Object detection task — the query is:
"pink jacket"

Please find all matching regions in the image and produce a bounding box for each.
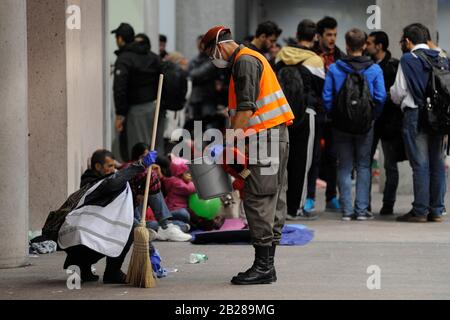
[163,157,196,211]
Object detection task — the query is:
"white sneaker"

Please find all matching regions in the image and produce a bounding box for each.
[156,224,192,242]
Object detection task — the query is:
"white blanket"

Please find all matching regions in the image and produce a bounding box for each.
[58,181,134,258]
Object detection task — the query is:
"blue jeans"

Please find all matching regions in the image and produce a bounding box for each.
[134,192,190,231]
[402,108,446,216]
[335,127,374,216]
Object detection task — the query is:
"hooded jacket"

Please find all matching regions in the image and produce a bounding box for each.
[162,158,196,211]
[80,169,103,188]
[113,41,162,116]
[275,45,326,117]
[323,55,387,119]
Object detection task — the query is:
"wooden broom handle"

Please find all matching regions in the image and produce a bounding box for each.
[140,74,164,226]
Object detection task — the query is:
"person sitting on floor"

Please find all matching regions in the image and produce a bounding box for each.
[127,143,192,241]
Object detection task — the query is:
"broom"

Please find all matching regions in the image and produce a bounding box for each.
[126,74,164,288]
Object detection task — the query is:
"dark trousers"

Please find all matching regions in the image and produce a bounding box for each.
[307,119,338,202]
[64,231,134,275]
[369,128,403,208]
[287,111,315,215]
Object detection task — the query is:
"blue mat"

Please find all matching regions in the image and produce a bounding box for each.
[191,224,314,246]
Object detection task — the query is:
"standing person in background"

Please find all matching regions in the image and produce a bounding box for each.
[366,31,404,216]
[391,24,449,223]
[112,27,164,160]
[313,16,345,72]
[275,19,325,221]
[269,43,282,66]
[248,21,283,65]
[188,35,219,125]
[323,28,386,221]
[306,16,344,214]
[160,34,169,60]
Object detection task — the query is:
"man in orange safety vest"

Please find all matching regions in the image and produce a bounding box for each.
[201,26,294,285]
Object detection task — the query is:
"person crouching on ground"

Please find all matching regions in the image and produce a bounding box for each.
[56,149,157,284]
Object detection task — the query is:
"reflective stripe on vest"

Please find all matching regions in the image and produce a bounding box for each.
[248,104,292,127]
[229,90,287,117]
[228,47,295,135]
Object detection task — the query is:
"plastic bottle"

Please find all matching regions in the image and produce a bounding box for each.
[189,253,208,264]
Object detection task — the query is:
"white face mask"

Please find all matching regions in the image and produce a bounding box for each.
[211,39,234,69]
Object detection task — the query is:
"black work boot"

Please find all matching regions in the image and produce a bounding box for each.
[237,244,277,282]
[231,246,273,285]
[269,244,277,282]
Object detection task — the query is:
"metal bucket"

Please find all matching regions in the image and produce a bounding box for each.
[189,157,232,200]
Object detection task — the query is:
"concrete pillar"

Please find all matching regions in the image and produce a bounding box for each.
[0,0,29,268]
[176,0,235,60]
[377,0,438,59]
[27,0,69,232]
[27,0,105,230]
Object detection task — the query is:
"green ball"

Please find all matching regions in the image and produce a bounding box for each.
[189,194,222,220]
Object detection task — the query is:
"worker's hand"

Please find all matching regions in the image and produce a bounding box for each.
[142,151,158,167]
[115,116,125,132]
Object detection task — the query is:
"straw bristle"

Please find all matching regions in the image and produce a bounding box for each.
[126,226,156,288]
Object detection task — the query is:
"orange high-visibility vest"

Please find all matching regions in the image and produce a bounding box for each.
[228,47,295,136]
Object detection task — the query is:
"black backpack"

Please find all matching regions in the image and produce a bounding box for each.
[415,51,450,136]
[333,66,374,134]
[160,61,188,111]
[277,66,305,126]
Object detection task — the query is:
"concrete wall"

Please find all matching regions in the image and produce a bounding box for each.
[259,0,373,49]
[27,0,105,230]
[377,0,438,59]
[160,0,176,52]
[176,0,235,60]
[437,0,450,51]
[0,0,29,268]
[66,0,105,193]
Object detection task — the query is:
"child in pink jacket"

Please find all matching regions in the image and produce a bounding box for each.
[161,156,196,222]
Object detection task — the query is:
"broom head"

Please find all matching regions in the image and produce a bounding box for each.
[126,225,156,288]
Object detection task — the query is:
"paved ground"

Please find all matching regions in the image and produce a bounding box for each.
[1,190,450,300]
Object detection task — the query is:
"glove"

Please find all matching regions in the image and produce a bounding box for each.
[142,151,158,167]
[209,144,226,161]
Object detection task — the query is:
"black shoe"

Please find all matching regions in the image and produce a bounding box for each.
[380,205,394,216]
[397,211,427,223]
[103,270,127,284]
[80,265,99,283]
[231,246,274,285]
[428,214,444,223]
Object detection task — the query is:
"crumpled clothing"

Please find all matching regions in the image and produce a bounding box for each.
[30,241,58,254]
[280,225,315,246]
[150,249,168,278]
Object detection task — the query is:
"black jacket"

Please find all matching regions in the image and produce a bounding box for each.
[43,162,146,242]
[374,51,402,140]
[113,42,161,116]
[80,169,103,188]
[188,53,218,105]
